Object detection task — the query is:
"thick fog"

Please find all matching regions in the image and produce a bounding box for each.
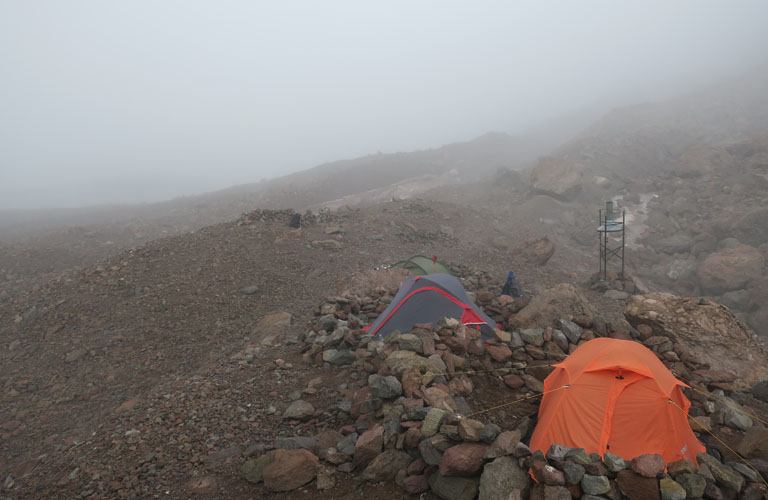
[2,1,768,209]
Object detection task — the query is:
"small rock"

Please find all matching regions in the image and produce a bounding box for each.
[282,400,315,420]
[241,452,274,483]
[428,473,479,500]
[658,477,686,500]
[368,374,402,399]
[421,408,449,437]
[478,456,530,499]
[361,449,412,481]
[262,449,318,492]
[630,453,665,478]
[439,443,488,477]
[581,474,610,495]
[458,418,485,442]
[353,426,384,469]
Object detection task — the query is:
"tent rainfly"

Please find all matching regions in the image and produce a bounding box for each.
[367,273,497,340]
[530,338,705,463]
[391,255,451,276]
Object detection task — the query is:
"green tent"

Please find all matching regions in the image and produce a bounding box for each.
[392,255,451,276]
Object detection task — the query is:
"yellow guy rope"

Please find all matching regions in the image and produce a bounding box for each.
[461,385,568,419]
[668,399,768,489]
[673,372,768,427]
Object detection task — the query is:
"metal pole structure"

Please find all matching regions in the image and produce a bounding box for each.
[597,202,626,282]
[621,209,625,282]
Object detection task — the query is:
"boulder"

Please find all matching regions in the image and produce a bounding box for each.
[650,234,694,255]
[630,453,665,478]
[422,387,457,412]
[697,244,764,294]
[675,472,706,498]
[485,430,522,459]
[457,418,485,442]
[531,461,565,485]
[697,453,744,492]
[429,473,479,500]
[241,452,274,483]
[368,374,402,399]
[732,207,768,247]
[503,374,525,390]
[487,345,512,362]
[353,426,383,469]
[517,284,596,328]
[478,456,531,500]
[512,237,556,266]
[439,443,488,477]
[616,470,660,500]
[385,350,427,376]
[658,478,686,500]
[421,408,449,437]
[262,449,318,492]
[562,462,585,486]
[403,474,430,494]
[530,157,583,200]
[625,293,768,387]
[360,450,412,482]
[580,474,610,495]
[419,434,453,465]
[737,426,768,460]
[398,334,423,353]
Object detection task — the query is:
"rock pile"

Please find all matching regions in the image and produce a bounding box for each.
[240,282,768,498]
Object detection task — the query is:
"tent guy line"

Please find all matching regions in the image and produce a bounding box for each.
[670,399,768,488]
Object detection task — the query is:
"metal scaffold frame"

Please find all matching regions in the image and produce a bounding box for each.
[597,201,625,281]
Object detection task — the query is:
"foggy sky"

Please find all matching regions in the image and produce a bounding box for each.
[2,1,768,209]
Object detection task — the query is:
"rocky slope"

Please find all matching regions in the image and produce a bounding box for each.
[1,201,768,499]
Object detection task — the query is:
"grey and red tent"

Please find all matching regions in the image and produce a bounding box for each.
[368,273,497,340]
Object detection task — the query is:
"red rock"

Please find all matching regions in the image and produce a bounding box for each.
[353,426,383,469]
[407,458,426,475]
[438,443,488,477]
[616,470,660,500]
[487,345,512,362]
[566,484,581,498]
[583,461,608,476]
[448,376,473,396]
[503,373,525,389]
[422,337,436,355]
[468,340,486,355]
[350,387,372,419]
[404,427,421,448]
[630,453,665,478]
[531,460,565,485]
[422,387,456,411]
[263,449,318,492]
[457,418,485,442]
[403,474,429,494]
[401,369,422,399]
[402,397,424,410]
[400,421,421,429]
[443,337,469,354]
[542,327,553,342]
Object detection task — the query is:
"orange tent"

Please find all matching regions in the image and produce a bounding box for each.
[529,338,705,463]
